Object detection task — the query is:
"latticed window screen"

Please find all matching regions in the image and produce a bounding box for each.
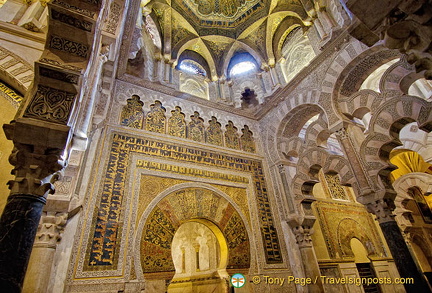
[324,173,349,201]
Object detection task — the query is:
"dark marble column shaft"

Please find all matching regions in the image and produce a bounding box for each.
[380,220,431,292]
[0,194,45,293]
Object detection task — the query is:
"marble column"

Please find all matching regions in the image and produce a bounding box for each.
[362,197,431,292]
[335,127,373,195]
[292,225,324,293]
[0,139,64,292]
[335,125,431,291]
[278,165,295,214]
[288,197,324,293]
[0,194,46,293]
[22,212,67,293]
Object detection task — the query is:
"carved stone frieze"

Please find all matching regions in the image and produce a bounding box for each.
[39,67,79,84]
[51,9,93,32]
[79,0,100,6]
[39,58,83,72]
[51,0,96,18]
[347,0,432,79]
[23,85,76,124]
[105,2,121,35]
[49,35,89,58]
[340,50,400,97]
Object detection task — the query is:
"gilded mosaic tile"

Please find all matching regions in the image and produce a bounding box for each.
[0,82,23,107]
[313,201,386,259]
[140,187,251,273]
[85,132,282,271]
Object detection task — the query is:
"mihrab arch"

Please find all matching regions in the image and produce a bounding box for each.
[135,184,251,281]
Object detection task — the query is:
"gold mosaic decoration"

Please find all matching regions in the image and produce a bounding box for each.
[136,160,249,184]
[224,121,240,150]
[120,95,144,128]
[240,125,256,152]
[168,106,186,138]
[188,111,205,142]
[323,173,349,201]
[140,187,250,273]
[313,201,386,259]
[207,116,223,146]
[119,99,256,153]
[85,132,282,271]
[170,0,268,37]
[145,100,166,133]
[136,173,250,226]
[0,81,23,108]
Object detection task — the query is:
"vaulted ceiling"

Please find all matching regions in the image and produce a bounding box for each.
[141,0,311,79]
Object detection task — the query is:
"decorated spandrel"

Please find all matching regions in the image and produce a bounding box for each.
[168,106,186,138]
[188,111,205,142]
[240,125,255,153]
[120,95,144,128]
[206,116,223,146]
[224,121,240,150]
[145,100,166,133]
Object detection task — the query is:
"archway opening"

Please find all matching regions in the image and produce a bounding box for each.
[168,219,229,293]
[350,238,370,264]
[350,238,381,293]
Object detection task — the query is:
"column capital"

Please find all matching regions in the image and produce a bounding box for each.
[6,145,64,198]
[334,127,349,139]
[292,225,314,248]
[34,211,68,248]
[3,119,68,198]
[277,164,286,173]
[364,198,396,224]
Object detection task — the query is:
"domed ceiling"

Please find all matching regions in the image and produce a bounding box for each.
[172,0,269,35]
[142,0,310,78]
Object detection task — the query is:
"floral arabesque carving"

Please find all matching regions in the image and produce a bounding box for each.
[24,86,76,124]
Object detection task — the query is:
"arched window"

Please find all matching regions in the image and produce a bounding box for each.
[178,59,207,77]
[228,52,258,78]
[230,61,256,76]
